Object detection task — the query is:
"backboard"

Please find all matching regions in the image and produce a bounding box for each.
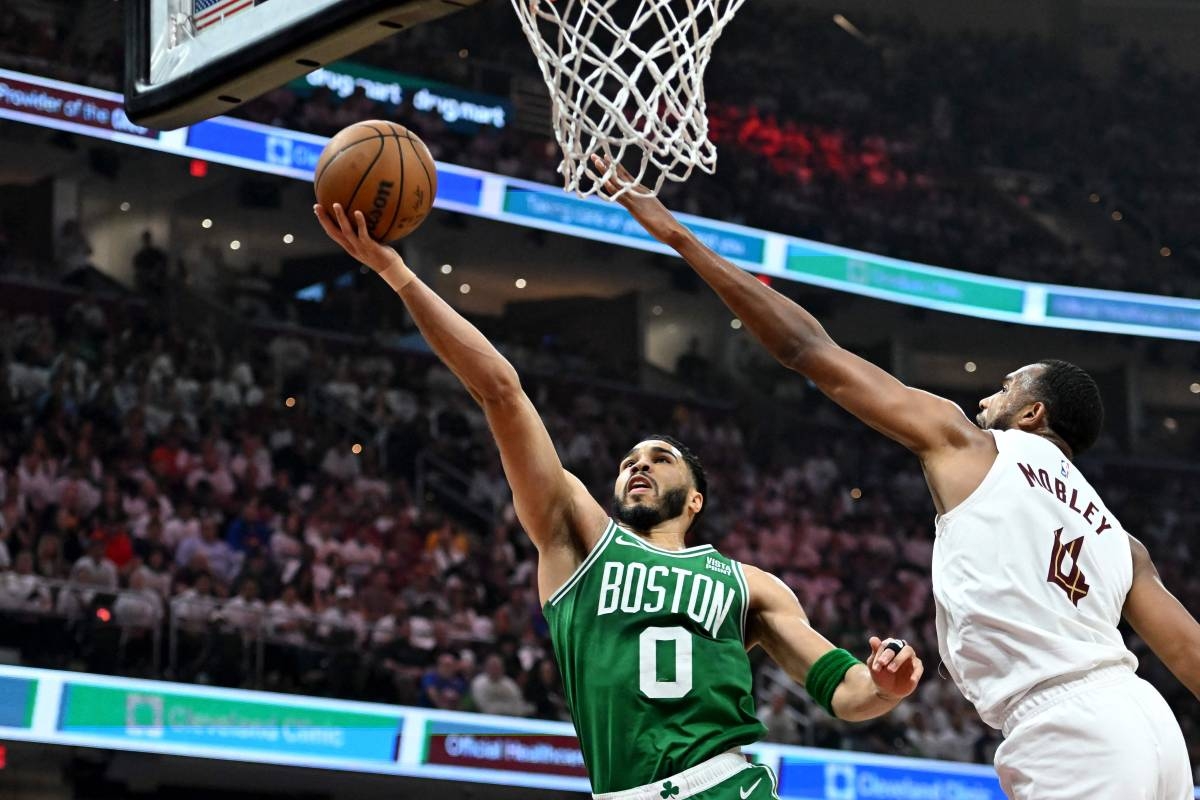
[124,0,483,130]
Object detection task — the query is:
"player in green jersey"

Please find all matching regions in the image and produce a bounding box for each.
[315,202,924,800]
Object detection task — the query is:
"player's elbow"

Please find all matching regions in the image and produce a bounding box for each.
[660,222,692,249]
[781,336,837,376]
[475,364,523,405]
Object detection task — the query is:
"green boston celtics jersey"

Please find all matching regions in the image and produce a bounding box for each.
[543,520,765,794]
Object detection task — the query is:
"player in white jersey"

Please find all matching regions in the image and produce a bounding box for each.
[600,158,1200,800]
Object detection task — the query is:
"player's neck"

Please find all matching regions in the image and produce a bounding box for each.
[1029,428,1074,460]
[627,523,691,551]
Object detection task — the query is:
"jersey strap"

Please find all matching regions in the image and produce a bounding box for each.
[731,561,750,644]
[546,519,617,607]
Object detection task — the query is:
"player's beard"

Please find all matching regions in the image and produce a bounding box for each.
[611,486,689,532]
[978,406,1017,431]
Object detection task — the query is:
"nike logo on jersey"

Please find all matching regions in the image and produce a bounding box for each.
[740,777,762,799]
[1017,462,1113,535]
[614,536,646,548]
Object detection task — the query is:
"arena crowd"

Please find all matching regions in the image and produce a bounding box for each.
[0,277,1194,776]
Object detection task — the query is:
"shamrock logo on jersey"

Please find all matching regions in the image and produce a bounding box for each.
[660,780,681,798]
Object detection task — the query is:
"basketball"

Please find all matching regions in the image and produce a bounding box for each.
[313,120,437,242]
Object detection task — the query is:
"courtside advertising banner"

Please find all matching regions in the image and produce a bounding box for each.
[0,674,38,730]
[0,666,1196,797]
[421,718,587,777]
[776,752,1006,800]
[57,679,403,764]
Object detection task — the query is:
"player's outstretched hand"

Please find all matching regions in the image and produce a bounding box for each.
[590,154,684,244]
[865,635,923,699]
[313,203,403,275]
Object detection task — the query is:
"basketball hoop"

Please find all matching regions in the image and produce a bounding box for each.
[511,0,747,199]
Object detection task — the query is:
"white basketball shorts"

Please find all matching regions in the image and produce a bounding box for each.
[995,665,1191,800]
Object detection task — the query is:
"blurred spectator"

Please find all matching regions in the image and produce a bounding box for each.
[524,658,570,722]
[318,584,366,648]
[56,220,94,282]
[132,231,168,296]
[758,690,802,745]
[470,653,531,717]
[226,497,272,554]
[176,516,240,586]
[0,551,50,611]
[71,531,118,590]
[420,652,467,709]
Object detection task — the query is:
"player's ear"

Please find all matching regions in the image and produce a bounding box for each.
[1019,401,1047,431]
[688,489,704,516]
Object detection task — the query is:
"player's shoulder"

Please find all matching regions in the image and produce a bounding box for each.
[1126,533,1152,572]
[738,563,805,614]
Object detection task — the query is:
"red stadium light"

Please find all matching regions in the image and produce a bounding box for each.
[189,159,209,178]
[0,743,7,769]
[755,274,772,287]
[95,607,112,623]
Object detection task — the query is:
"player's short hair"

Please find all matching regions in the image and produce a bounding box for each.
[1033,359,1104,456]
[642,434,707,517]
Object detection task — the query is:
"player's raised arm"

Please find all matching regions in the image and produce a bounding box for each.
[742,566,922,722]
[1123,535,1200,700]
[595,157,983,459]
[314,204,608,560]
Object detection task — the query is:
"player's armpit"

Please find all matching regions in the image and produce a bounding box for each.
[1123,534,1200,701]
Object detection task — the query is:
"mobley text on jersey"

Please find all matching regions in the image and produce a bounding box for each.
[1017,462,1113,535]
[596,561,736,638]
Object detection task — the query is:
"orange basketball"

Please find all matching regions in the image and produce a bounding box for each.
[313,120,437,242]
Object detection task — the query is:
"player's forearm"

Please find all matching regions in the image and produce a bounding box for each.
[669,228,836,371]
[830,664,903,722]
[379,254,521,403]
[1167,660,1200,701]
[1151,638,1200,701]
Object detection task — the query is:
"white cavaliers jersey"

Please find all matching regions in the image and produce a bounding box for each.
[933,428,1137,729]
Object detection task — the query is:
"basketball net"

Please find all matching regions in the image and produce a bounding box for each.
[511,0,747,199]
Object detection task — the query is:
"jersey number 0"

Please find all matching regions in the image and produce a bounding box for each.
[639,626,693,698]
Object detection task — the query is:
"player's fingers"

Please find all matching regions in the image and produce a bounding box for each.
[875,641,896,670]
[867,636,882,669]
[313,204,334,232]
[887,646,916,673]
[314,205,349,245]
[331,204,357,243]
[353,210,373,244]
[590,154,618,197]
[612,159,636,183]
[909,658,924,685]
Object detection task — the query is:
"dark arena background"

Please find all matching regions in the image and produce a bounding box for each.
[0,0,1197,797]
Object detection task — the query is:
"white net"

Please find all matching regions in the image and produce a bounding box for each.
[511,0,747,199]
